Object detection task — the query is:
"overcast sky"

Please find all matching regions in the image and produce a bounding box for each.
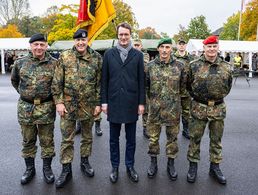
[28,0,245,35]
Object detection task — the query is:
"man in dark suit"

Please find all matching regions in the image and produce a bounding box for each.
[101,22,145,183]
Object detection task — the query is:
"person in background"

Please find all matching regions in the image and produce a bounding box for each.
[133,39,150,139]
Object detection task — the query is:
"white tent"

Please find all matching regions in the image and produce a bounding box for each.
[0,38,30,74]
[187,39,258,73]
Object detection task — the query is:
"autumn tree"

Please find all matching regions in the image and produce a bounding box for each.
[173,25,189,42]
[47,4,78,44]
[220,13,240,40]
[241,0,258,41]
[0,24,24,37]
[187,15,211,39]
[0,0,29,25]
[138,27,160,39]
[97,0,138,40]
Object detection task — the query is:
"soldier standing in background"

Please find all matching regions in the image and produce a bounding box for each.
[186,35,233,184]
[11,33,57,185]
[52,29,102,188]
[146,38,187,180]
[133,39,150,138]
[174,38,193,139]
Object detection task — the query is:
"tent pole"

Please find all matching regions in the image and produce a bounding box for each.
[1,49,5,74]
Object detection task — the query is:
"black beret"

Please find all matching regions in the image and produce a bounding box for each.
[29,33,47,43]
[73,29,88,39]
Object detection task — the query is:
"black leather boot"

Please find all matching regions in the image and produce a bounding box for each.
[167,158,177,181]
[43,157,55,184]
[55,163,72,188]
[209,162,227,184]
[127,167,139,182]
[147,156,158,178]
[95,121,103,136]
[110,167,119,183]
[182,118,190,139]
[21,157,36,185]
[187,161,197,183]
[81,157,94,177]
[75,120,81,135]
[143,127,150,139]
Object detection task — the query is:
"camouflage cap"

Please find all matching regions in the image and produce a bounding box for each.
[177,38,186,44]
[157,38,172,48]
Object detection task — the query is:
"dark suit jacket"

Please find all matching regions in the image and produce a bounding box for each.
[101,46,145,123]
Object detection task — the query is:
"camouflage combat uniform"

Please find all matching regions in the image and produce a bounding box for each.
[11,52,57,159]
[187,55,233,163]
[142,51,150,128]
[51,46,102,164]
[146,55,187,158]
[174,51,194,133]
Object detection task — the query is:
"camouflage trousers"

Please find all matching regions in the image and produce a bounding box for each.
[20,123,55,159]
[187,116,224,163]
[60,118,94,164]
[142,102,149,127]
[94,113,102,122]
[181,96,190,129]
[147,123,180,158]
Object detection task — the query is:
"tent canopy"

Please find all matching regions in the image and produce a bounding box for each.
[0,38,30,50]
[187,39,258,53]
[50,39,173,51]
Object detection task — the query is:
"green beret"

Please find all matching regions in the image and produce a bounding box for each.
[157,38,172,48]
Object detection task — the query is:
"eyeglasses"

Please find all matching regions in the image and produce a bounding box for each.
[134,44,141,47]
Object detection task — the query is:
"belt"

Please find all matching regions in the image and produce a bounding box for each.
[20,96,53,105]
[193,97,223,106]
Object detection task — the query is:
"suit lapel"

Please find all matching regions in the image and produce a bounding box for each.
[122,49,136,67]
[112,48,123,65]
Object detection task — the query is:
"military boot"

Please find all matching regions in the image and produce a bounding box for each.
[147,156,158,178]
[167,158,178,181]
[187,161,197,183]
[182,118,190,139]
[43,157,55,184]
[21,157,36,185]
[143,127,150,139]
[55,163,72,188]
[209,162,227,184]
[81,157,94,177]
[75,120,81,135]
[95,121,103,136]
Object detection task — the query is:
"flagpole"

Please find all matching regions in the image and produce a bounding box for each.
[237,0,244,40]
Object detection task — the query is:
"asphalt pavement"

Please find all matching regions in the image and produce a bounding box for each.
[0,74,258,195]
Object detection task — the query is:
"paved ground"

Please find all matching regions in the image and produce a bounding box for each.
[0,74,258,195]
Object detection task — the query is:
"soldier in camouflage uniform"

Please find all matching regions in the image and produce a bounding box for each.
[146,38,187,180]
[133,39,150,138]
[186,35,233,185]
[52,29,102,188]
[174,38,194,139]
[11,33,57,185]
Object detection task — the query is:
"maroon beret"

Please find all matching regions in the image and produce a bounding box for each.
[203,35,219,45]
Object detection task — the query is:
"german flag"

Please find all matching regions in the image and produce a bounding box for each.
[76,0,116,45]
